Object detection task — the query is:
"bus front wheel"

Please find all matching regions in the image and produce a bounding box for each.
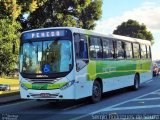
[91,80,102,103]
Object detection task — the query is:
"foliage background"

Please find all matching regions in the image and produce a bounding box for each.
[0,1,154,76]
[113,19,154,43]
[0,0,102,76]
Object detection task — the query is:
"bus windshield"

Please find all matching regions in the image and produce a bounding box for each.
[19,39,72,74]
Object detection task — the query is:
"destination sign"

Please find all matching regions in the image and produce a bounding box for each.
[22,29,67,40]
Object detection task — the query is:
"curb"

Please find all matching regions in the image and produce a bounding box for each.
[0,91,22,105]
[0,91,20,98]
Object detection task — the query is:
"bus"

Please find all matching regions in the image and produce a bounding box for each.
[19,27,152,103]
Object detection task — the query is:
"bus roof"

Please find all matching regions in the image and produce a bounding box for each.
[22,27,151,45]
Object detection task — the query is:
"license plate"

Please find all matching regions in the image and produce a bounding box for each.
[40,93,51,97]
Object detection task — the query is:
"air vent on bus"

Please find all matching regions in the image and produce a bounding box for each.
[26,78,61,84]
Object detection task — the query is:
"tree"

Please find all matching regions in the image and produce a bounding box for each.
[0,0,22,76]
[0,0,21,20]
[0,0,47,19]
[24,0,102,30]
[0,0,46,76]
[0,19,21,76]
[0,0,40,76]
[113,19,154,42]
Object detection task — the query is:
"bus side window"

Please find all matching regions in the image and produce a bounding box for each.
[133,43,140,59]
[74,33,88,71]
[116,40,125,59]
[74,34,88,59]
[102,38,114,59]
[140,44,147,59]
[125,42,133,59]
[149,46,152,59]
[89,37,102,59]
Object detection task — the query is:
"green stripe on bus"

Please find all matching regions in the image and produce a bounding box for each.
[87,59,151,80]
[88,61,97,80]
[22,82,67,90]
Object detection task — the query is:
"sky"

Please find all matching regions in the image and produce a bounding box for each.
[95,0,160,60]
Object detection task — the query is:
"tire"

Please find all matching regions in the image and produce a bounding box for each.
[133,74,140,90]
[153,71,156,77]
[91,80,102,103]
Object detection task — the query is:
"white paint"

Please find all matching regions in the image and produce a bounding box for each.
[145,80,153,83]
[75,66,93,99]
[70,88,160,120]
[103,74,134,92]
[131,97,160,101]
[95,105,160,112]
[140,72,152,84]
[150,92,160,95]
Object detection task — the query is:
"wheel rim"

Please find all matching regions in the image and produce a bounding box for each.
[93,83,101,99]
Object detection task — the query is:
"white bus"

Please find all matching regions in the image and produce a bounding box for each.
[19,27,152,103]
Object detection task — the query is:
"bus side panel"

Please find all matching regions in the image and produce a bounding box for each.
[95,59,136,92]
[95,60,136,79]
[75,66,93,99]
[88,59,152,93]
[137,59,152,83]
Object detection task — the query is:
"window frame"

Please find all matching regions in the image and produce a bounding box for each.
[124,42,133,59]
[102,38,114,60]
[89,36,103,60]
[114,39,125,60]
[146,45,152,59]
[140,44,147,59]
[74,33,89,72]
[133,43,141,59]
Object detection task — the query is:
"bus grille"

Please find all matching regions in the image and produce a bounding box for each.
[26,78,61,84]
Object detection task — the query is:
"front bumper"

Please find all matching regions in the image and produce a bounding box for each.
[20,84,75,100]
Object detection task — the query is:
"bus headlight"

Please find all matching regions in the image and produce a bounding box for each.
[20,82,28,90]
[60,80,75,90]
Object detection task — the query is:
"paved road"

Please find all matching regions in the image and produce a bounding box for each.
[0,76,160,120]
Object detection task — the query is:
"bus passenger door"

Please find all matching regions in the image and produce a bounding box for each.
[74,33,91,99]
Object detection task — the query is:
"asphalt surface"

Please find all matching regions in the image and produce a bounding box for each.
[0,76,160,120]
[0,92,21,104]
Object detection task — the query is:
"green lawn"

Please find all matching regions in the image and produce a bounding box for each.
[0,78,19,85]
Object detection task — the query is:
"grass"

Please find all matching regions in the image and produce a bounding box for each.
[0,78,19,85]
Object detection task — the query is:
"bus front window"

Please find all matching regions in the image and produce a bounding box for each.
[20,39,72,74]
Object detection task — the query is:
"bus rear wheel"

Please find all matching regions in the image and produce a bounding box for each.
[133,74,140,90]
[91,80,102,103]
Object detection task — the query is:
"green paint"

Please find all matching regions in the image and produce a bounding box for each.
[23,82,32,89]
[22,82,67,90]
[88,60,97,80]
[87,59,151,80]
